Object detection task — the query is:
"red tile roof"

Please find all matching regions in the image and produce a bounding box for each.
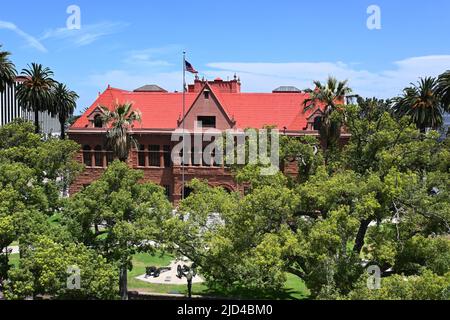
[71,84,319,131]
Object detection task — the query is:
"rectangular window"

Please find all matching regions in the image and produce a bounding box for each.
[83,146,92,167]
[138,145,146,167]
[106,150,114,166]
[197,116,216,128]
[163,145,171,168]
[83,152,92,167]
[149,145,160,167]
[94,149,103,167]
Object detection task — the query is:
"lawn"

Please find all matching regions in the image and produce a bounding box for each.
[8,253,20,268]
[7,250,310,300]
[128,252,310,300]
[127,251,207,296]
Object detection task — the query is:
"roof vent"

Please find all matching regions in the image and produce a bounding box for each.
[272,86,301,93]
[134,84,168,93]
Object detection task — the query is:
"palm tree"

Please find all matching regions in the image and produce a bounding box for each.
[100,102,142,162]
[0,44,16,92]
[303,76,352,151]
[49,83,79,139]
[16,63,55,134]
[437,70,450,110]
[393,77,444,132]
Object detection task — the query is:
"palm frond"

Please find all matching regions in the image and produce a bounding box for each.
[100,102,142,161]
[0,45,17,92]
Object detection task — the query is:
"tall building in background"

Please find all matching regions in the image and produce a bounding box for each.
[0,77,60,135]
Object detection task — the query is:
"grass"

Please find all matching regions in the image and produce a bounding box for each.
[6,249,310,300]
[127,251,207,295]
[128,252,310,300]
[8,253,20,268]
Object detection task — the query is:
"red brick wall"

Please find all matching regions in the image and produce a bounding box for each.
[68,132,242,204]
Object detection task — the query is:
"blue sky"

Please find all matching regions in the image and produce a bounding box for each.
[1,0,450,113]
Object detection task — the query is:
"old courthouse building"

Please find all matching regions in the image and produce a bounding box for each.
[68,76,345,203]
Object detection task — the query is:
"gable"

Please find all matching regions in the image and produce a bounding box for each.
[179,84,235,131]
[87,106,105,120]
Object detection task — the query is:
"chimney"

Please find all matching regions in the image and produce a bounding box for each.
[188,76,241,93]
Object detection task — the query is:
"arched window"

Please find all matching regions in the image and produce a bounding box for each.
[93,115,103,128]
[94,145,103,167]
[221,186,233,194]
[83,145,92,167]
[313,116,322,131]
[183,187,194,199]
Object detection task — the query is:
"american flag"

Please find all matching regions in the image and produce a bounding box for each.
[185,60,198,74]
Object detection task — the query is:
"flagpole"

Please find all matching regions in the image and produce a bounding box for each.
[182,51,186,200]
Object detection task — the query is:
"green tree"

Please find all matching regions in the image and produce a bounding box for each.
[16,63,56,134]
[166,178,299,293]
[290,104,450,298]
[0,119,82,202]
[345,269,450,300]
[393,77,445,132]
[0,44,16,92]
[279,135,323,184]
[0,120,82,285]
[167,112,449,299]
[5,235,118,300]
[63,161,172,300]
[303,77,352,155]
[356,97,393,120]
[100,102,142,161]
[49,83,79,140]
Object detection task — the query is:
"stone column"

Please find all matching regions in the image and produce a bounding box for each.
[144,146,149,167]
[160,146,164,168]
[103,151,107,168]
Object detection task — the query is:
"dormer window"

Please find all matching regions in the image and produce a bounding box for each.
[313,116,322,131]
[87,107,105,128]
[94,115,103,128]
[306,109,324,131]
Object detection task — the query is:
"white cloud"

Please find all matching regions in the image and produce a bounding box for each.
[41,22,128,47]
[206,55,450,98]
[123,45,182,67]
[0,20,47,52]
